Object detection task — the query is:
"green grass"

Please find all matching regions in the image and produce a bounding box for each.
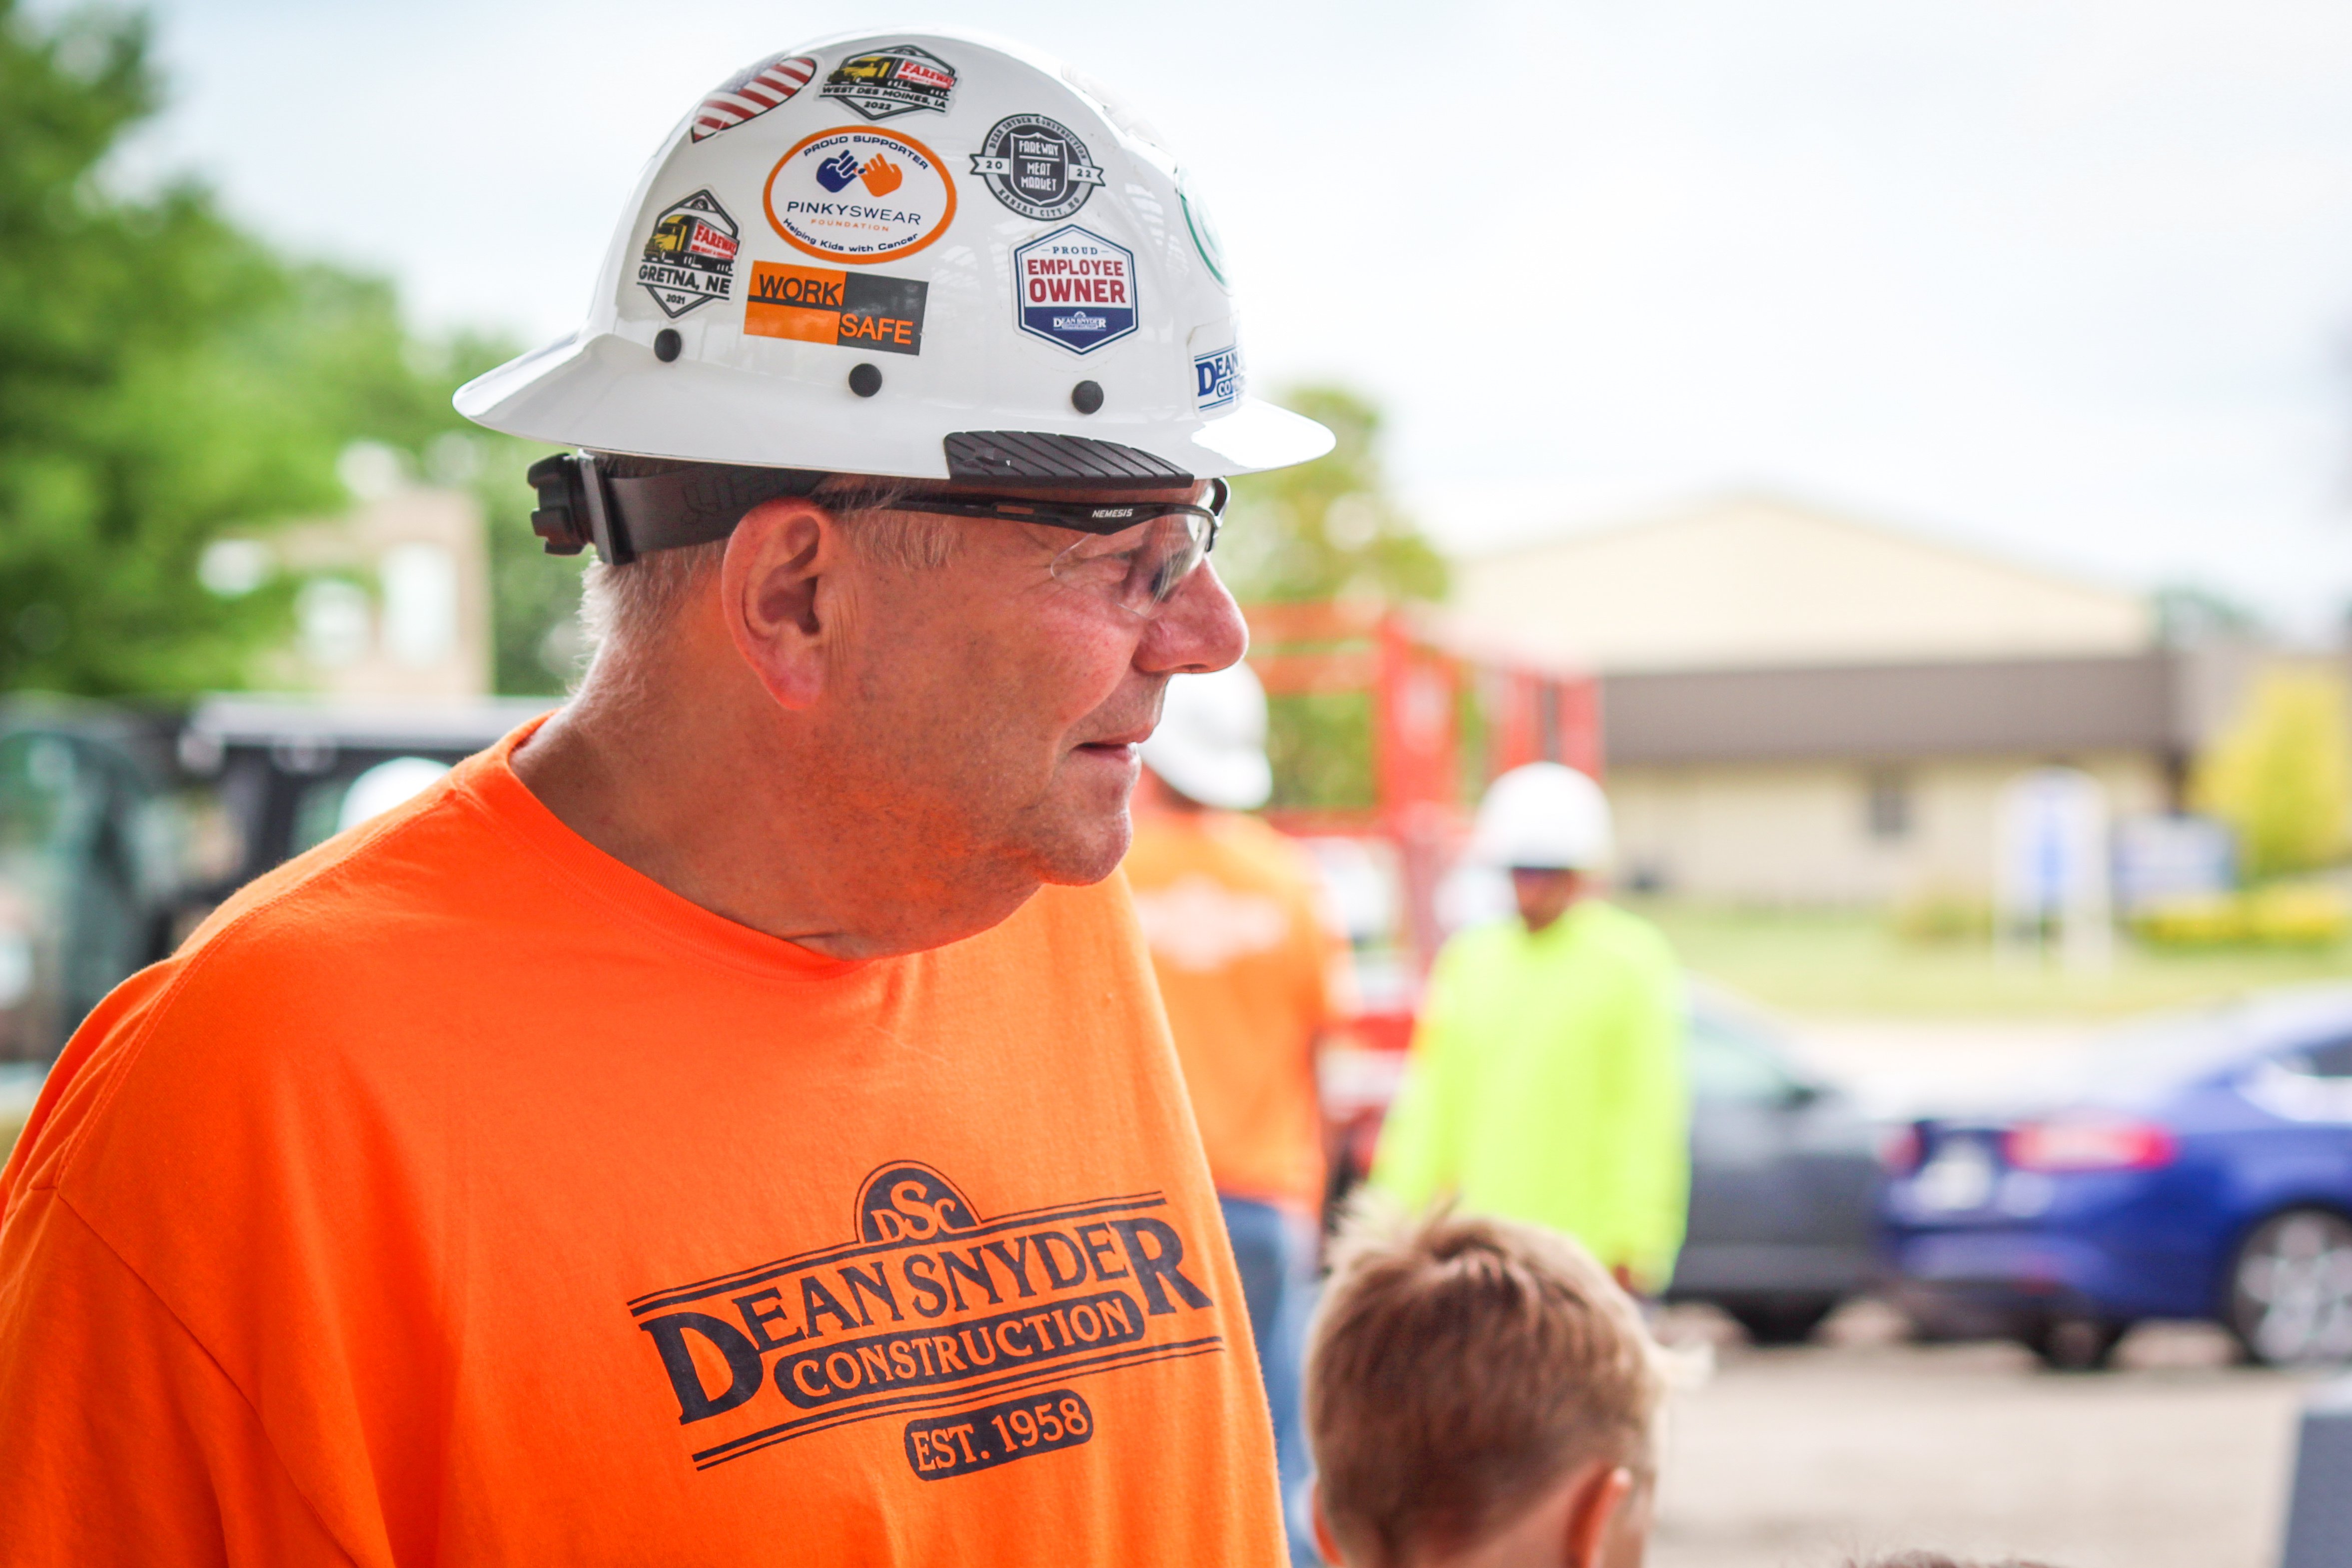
[1628,899,2352,1019]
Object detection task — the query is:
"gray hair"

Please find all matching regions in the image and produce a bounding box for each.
[575,464,961,668]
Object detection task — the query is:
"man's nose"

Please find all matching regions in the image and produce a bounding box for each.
[1135,560,1247,676]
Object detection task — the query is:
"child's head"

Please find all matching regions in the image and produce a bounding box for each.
[1304,1203,1667,1568]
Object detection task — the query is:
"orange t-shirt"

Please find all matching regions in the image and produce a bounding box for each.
[0,726,1281,1567]
[1122,812,1345,1214]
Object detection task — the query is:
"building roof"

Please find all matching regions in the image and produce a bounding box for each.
[1448,494,2153,673]
[1603,653,2181,766]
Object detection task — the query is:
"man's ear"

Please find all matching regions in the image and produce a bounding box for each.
[720,496,849,710]
[1561,1465,1633,1568]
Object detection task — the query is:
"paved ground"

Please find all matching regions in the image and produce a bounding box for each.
[1648,1310,2314,1568]
[1655,1018,2313,1568]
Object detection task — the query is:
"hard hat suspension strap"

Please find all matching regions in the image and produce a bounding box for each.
[526,453,825,566]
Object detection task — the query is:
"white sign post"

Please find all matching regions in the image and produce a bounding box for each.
[1994,767,2113,973]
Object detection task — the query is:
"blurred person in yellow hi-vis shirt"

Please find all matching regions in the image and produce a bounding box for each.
[1126,664,1351,1566]
[1372,763,1689,1297]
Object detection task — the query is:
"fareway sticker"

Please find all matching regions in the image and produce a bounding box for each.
[1012,225,1137,355]
[765,126,956,264]
[636,190,740,319]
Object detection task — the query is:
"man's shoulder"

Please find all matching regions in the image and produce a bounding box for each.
[187,771,525,968]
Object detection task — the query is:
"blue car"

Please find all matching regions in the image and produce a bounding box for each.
[1883,986,2352,1370]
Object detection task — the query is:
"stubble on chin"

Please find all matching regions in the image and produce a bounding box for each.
[1011,769,1137,888]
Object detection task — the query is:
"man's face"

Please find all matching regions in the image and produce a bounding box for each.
[1511,867,1584,933]
[817,484,1246,894]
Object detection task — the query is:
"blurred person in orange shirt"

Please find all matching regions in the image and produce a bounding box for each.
[1126,664,1352,1565]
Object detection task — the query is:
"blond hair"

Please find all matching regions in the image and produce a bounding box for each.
[1305,1201,1667,1568]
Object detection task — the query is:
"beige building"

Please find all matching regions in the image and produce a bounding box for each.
[1444,495,2230,906]
[1450,493,2152,673]
[253,486,493,700]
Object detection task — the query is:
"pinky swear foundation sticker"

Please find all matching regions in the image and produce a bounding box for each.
[765,127,956,264]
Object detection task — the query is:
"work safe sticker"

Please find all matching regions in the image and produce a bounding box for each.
[1012,225,1137,354]
[637,189,740,318]
[626,1161,1223,1473]
[745,261,928,354]
[765,127,957,263]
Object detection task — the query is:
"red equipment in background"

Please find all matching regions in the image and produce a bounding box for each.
[1245,600,1601,988]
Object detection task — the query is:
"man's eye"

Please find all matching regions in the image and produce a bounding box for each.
[1064,547,1139,579]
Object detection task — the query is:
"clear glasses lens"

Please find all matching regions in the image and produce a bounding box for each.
[1048,513,1212,616]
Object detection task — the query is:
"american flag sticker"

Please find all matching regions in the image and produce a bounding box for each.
[691,53,817,143]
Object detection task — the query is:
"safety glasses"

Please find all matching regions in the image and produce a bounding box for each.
[895,478,1228,618]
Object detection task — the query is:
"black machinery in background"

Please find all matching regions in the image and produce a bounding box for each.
[0,695,553,1065]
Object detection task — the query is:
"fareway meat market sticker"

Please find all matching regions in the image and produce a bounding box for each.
[765,127,956,264]
[820,45,958,122]
[636,189,740,318]
[1012,225,1137,355]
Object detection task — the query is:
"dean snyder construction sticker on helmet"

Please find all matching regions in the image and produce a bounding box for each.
[627,1162,1224,1475]
[765,127,956,264]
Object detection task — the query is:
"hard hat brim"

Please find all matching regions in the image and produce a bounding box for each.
[455,330,1334,482]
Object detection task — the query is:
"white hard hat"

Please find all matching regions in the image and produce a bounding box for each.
[455,29,1331,502]
[1470,763,1613,871]
[1140,664,1272,811]
[337,757,451,833]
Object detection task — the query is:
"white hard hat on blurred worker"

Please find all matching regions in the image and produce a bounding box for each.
[1471,763,1614,871]
[455,28,1331,564]
[1140,664,1272,811]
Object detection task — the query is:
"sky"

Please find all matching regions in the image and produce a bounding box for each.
[92,0,2352,633]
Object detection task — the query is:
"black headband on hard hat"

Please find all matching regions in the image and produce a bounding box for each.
[525,453,825,566]
[526,430,1198,566]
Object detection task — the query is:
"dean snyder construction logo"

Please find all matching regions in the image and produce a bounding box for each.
[627,1162,1224,1472]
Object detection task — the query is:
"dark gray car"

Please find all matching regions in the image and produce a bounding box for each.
[1667,987,1884,1342]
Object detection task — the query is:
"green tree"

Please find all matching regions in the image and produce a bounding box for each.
[0,1,576,698]
[2194,667,2352,880]
[1217,385,1448,605]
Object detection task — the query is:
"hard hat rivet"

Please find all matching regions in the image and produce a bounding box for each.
[1070,380,1104,415]
[849,363,883,398]
[653,329,681,363]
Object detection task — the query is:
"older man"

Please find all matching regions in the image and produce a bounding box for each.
[0,32,1331,1566]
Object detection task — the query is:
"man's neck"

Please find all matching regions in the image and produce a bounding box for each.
[511,653,1032,960]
